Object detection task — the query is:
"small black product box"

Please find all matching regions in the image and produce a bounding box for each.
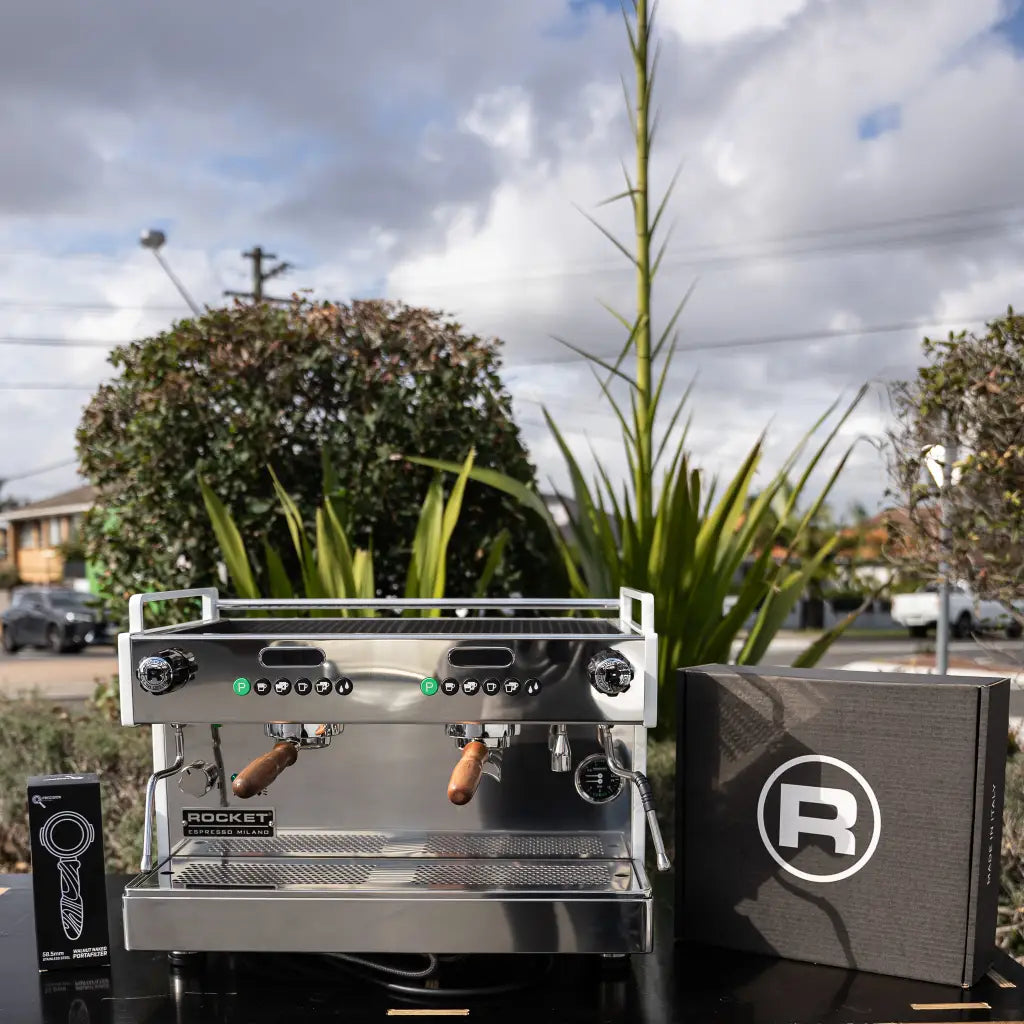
[676,665,1009,986]
[27,773,110,970]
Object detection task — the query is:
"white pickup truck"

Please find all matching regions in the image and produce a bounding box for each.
[891,583,1023,639]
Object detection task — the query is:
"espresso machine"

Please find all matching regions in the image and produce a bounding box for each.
[118,587,668,957]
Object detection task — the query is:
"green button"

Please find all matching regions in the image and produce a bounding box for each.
[420,677,439,696]
[232,677,251,696]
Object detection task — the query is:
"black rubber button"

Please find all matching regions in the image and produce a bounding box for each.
[274,678,292,696]
[254,678,272,696]
[315,678,333,695]
[462,678,480,695]
[503,678,521,696]
[294,678,312,696]
[335,677,353,695]
[482,678,501,695]
[441,678,459,695]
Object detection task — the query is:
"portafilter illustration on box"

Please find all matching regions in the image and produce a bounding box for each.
[36,806,97,942]
[117,587,668,958]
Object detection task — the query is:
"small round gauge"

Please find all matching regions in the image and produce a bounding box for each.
[574,753,624,804]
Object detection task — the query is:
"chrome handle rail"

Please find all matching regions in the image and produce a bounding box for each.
[218,597,621,611]
[128,588,219,633]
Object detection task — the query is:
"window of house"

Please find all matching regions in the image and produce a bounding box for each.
[49,518,62,547]
[17,523,36,549]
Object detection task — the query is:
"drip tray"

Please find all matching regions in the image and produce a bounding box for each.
[124,851,653,953]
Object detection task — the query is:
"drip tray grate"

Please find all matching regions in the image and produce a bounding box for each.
[168,857,636,893]
[175,830,625,861]
[176,861,373,889]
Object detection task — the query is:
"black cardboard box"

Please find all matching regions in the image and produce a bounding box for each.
[27,773,110,970]
[676,665,1009,986]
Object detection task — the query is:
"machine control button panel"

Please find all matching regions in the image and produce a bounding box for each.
[222,670,547,699]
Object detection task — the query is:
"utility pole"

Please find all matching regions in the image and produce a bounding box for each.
[224,246,292,303]
[935,426,958,676]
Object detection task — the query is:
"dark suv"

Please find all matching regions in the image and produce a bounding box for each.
[1,588,111,654]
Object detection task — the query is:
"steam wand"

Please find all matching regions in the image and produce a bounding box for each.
[597,725,671,872]
[141,723,185,872]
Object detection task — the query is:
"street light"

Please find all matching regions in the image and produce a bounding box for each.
[924,439,960,676]
[139,228,202,317]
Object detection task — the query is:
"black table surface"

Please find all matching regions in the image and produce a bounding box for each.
[4,872,1024,1024]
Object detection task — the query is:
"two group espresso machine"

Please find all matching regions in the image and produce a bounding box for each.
[118,588,669,958]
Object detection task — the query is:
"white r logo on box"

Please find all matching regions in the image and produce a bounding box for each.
[757,755,881,884]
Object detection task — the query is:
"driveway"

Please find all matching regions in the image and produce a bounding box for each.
[0,645,117,700]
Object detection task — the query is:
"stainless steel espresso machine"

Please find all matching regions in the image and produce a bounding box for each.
[118,587,669,956]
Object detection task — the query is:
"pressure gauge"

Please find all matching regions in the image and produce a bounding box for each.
[574,753,624,804]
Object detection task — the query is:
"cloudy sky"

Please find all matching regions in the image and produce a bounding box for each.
[2,0,1023,517]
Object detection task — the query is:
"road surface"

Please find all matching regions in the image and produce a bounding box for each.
[0,644,117,699]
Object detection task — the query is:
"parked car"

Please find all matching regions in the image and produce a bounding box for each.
[891,583,1023,639]
[1,587,112,654]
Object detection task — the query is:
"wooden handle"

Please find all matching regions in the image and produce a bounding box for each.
[447,741,489,806]
[232,741,298,799]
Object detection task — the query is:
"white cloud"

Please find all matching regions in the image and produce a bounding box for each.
[659,0,811,46]
[0,0,1022,525]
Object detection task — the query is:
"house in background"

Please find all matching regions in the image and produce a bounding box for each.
[0,485,95,584]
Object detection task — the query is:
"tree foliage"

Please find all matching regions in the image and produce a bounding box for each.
[77,298,556,618]
[888,308,1024,608]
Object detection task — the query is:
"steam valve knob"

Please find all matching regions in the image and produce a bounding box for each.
[587,649,633,696]
[137,648,197,695]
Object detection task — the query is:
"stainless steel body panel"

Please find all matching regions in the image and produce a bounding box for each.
[119,590,661,956]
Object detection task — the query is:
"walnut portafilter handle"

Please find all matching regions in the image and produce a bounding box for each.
[232,741,299,799]
[447,741,489,806]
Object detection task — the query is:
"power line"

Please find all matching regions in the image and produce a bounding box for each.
[0,336,122,348]
[0,458,78,482]
[395,216,1024,296]
[503,313,998,368]
[0,314,1000,390]
[0,200,1020,309]
[0,299,187,312]
[0,383,99,391]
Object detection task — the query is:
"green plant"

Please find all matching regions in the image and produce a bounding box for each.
[77,298,558,622]
[202,450,508,610]
[409,1,865,735]
[0,566,20,590]
[0,693,151,873]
